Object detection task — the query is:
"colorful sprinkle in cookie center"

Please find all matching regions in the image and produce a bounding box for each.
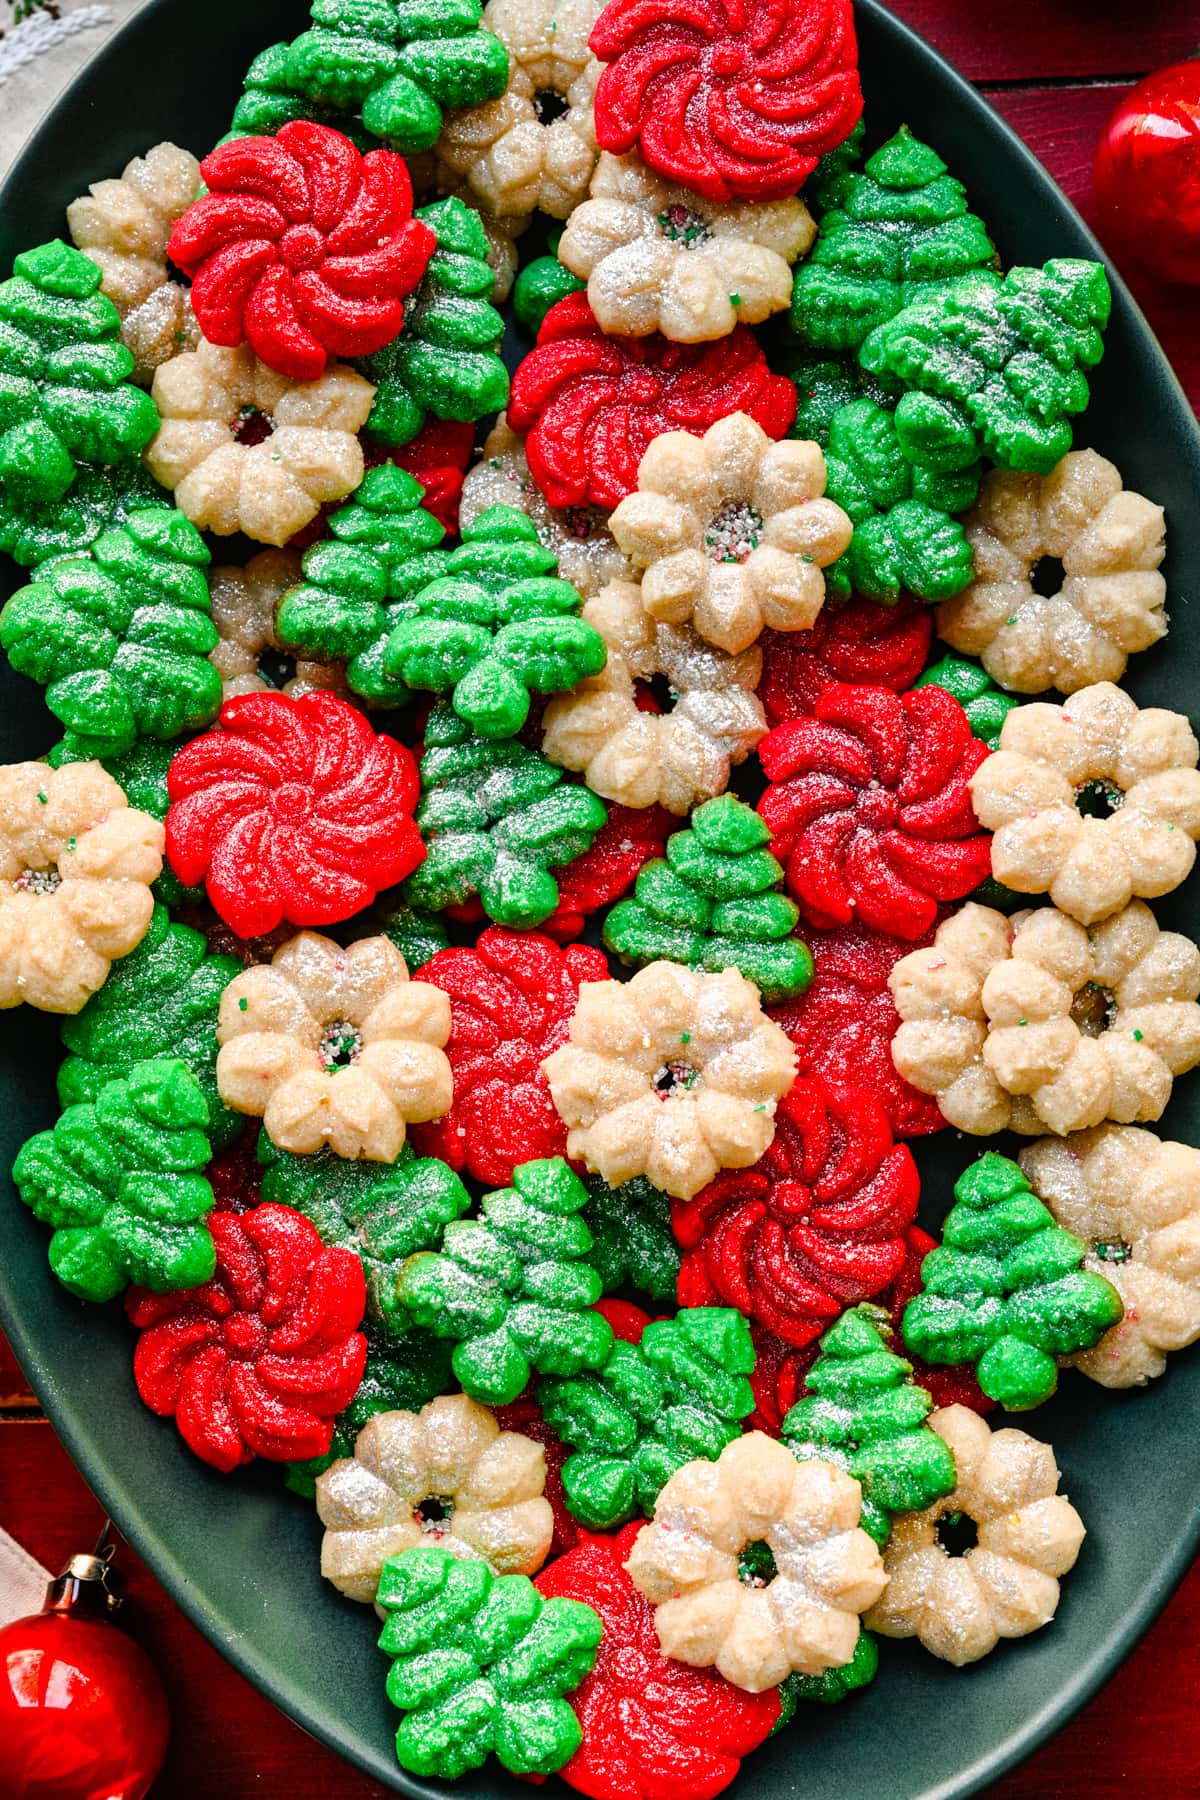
[705,499,764,564]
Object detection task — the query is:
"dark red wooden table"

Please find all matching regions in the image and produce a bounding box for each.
[4,4,1200,1795]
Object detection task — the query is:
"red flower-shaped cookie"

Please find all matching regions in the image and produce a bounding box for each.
[759,596,933,728]
[411,927,608,1186]
[674,1074,920,1349]
[127,1203,367,1473]
[769,921,945,1138]
[205,1127,263,1215]
[590,0,862,203]
[536,1521,780,1800]
[169,122,435,381]
[758,683,992,941]
[544,804,673,943]
[746,1324,817,1435]
[507,294,797,510]
[165,691,425,940]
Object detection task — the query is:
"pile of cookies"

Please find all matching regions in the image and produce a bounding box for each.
[2,0,1196,1789]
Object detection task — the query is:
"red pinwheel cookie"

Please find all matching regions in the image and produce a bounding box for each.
[746,1324,818,1436]
[165,691,424,940]
[411,927,608,1187]
[127,1203,367,1472]
[169,122,435,381]
[769,920,945,1138]
[537,1521,780,1800]
[544,804,673,943]
[507,293,797,510]
[674,1074,920,1349]
[758,682,991,941]
[590,0,862,203]
[759,596,933,728]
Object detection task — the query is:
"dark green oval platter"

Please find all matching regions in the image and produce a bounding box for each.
[1,2,1199,1795]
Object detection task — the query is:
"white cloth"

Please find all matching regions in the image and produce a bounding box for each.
[0,1522,50,1626]
[0,0,145,178]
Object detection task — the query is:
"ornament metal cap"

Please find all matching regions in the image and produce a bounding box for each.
[46,1521,126,1618]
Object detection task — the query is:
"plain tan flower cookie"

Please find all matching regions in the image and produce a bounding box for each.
[1021,1125,1200,1388]
[541,578,766,814]
[890,900,1200,1136]
[608,413,852,654]
[459,418,631,597]
[216,931,453,1162]
[66,141,201,383]
[316,1393,554,1601]
[437,0,601,221]
[542,960,796,1200]
[624,1433,886,1692]
[865,1406,1085,1666]
[0,761,162,1014]
[144,341,374,545]
[209,550,352,704]
[559,152,815,341]
[936,450,1167,695]
[970,682,1200,923]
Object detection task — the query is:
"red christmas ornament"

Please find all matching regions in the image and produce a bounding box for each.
[507,293,797,510]
[1093,61,1200,287]
[758,682,992,940]
[165,690,424,939]
[673,1073,920,1348]
[535,1521,780,1800]
[769,919,945,1139]
[590,0,862,203]
[128,1203,367,1472]
[544,803,674,942]
[0,1535,169,1800]
[170,122,435,380]
[411,927,608,1186]
[758,595,933,728]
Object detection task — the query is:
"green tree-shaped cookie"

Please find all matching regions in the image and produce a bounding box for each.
[286,1328,456,1497]
[383,505,608,738]
[604,795,813,1002]
[398,1157,615,1406]
[57,904,243,1150]
[276,464,448,702]
[370,895,451,968]
[231,42,369,138]
[285,0,509,157]
[821,398,979,604]
[0,507,220,747]
[580,1173,679,1307]
[901,1151,1124,1409]
[790,126,997,353]
[783,350,899,448]
[916,652,1019,751]
[404,704,607,929]
[805,120,866,214]
[377,1546,601,1778]
[538,1308,756,1530]
[360,197,509,444]
[513,250,583,338]
[0,240,160,510]
[13,1057,215,1304]
[781,1304,956,1546]
[860,259,1112,476]
[0,461,165,571]
[260,1137,472,1339]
